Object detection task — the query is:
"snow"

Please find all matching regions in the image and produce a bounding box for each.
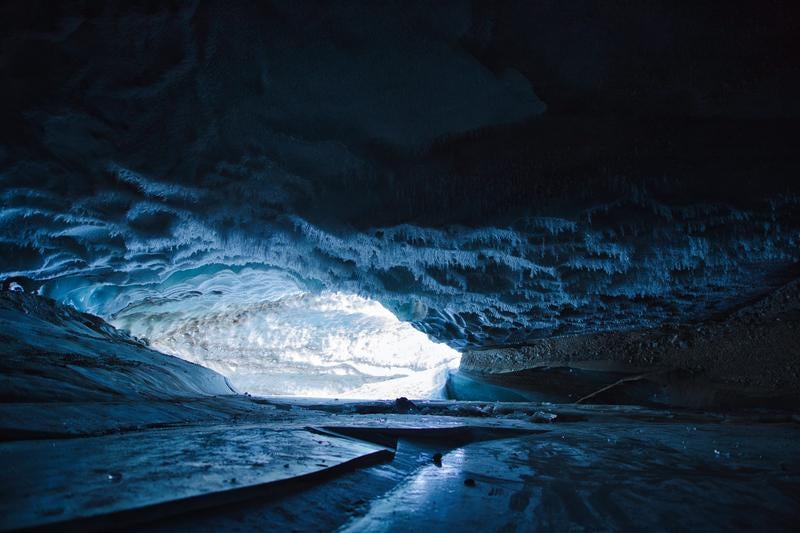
[109,274,461,398]
[0,291,235,402]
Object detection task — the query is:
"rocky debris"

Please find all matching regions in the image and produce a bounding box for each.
[530,411,558,423]
[394,397,418,413]
[461,279,800,404]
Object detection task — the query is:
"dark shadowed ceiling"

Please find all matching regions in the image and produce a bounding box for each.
[2,0,799,348]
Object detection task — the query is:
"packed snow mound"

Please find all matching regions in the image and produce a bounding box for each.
[0,290,235,402]
[109,274,460,398]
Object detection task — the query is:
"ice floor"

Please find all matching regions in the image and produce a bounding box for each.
[2,397,799,531]
[1,291,799,531]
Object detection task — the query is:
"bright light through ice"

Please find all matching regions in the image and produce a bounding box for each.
[112,282,460,399]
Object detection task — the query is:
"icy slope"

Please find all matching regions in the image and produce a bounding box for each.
[0,290,235,402]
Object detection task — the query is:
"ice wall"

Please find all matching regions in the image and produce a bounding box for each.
[4,190,798,349]
[2,0,800,360]
[108,268,459,397]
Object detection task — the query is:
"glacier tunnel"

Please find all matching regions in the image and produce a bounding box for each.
[1,1,799,531]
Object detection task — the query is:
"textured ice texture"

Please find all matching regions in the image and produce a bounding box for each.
[1,1,800,356]
[0,291,235,402]
[109,270,460,398]
[5,194,799,351]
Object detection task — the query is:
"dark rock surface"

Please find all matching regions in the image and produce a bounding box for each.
[461,279,800,406]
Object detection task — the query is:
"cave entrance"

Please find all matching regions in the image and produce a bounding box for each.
[108,268,460,399]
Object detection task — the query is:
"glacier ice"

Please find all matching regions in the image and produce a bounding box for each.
[108,268,460,398]
[4,186,797,397]
[1,1,799,375]
[5,190,798,350]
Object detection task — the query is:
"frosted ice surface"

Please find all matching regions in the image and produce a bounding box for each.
[109,269,460,398]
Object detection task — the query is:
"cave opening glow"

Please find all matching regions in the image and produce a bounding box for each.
[101,268,460,399]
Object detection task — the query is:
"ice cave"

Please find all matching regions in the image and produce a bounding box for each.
[1,1,799,531]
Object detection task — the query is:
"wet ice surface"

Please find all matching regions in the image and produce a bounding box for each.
[0,425,390,530]
[115,400,800,533]
[342,419,800,532]
[2,394,799,531]
[1,291,798,531]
